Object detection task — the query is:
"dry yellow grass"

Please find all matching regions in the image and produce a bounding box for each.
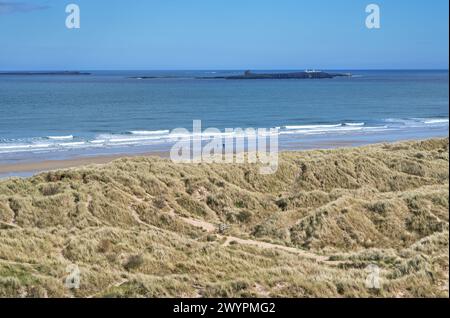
[0,138,448,298]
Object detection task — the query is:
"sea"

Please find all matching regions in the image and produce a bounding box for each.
[0,70,448,171]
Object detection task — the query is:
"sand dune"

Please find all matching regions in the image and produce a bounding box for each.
[0,138,448,298]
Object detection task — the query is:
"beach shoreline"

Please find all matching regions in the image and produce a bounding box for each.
[0,151,170,178]
[1,137,448,179]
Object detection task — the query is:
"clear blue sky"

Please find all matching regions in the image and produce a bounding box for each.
[0,0,448,70]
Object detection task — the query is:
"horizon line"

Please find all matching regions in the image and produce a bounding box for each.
[0,68,449,72]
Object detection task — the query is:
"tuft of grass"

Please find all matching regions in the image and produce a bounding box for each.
[123,255,144,271]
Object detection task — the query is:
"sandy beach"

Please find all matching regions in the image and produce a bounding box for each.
[0,139,357,178]
[0,139,399,178]
[0,151,169,177]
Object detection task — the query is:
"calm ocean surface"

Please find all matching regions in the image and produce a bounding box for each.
[0,70,448,165]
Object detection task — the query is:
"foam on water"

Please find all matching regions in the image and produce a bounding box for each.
[47,135,74,140]
[285,124,342,130]
[344,122,365,127]
[128,130,170,135]
[422,118,449,124]
[0,117,447,155]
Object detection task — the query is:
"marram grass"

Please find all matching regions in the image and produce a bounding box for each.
[0,138,448,298]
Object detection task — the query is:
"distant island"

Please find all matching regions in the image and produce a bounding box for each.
[0,71,91,76]
[201,70,352,80]
[128,70,352,80]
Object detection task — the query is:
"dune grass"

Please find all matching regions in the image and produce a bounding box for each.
[0,138,448,298]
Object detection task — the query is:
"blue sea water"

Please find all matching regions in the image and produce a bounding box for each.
[0,70,448,166]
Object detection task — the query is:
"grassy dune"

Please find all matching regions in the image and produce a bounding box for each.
[0,138,448,298]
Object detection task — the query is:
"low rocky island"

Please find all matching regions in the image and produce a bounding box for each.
[200,70,352,80]
[128,70,352,80]
[0,71,91,76]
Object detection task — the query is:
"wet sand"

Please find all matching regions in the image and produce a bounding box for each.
[0,151,169,178]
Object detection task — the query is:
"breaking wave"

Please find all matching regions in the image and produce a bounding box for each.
[0,118,447,155]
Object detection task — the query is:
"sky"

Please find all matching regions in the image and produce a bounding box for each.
[0,0,448,70]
